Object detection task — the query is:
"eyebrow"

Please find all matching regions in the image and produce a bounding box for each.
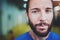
[46,8,53,9]
[30,7,53,11]
[31,8,40,10]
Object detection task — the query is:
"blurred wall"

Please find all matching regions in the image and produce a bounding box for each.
[2,1,27,35]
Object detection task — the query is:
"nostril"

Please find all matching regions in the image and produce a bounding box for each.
[40,23,42,26]
[40,19,44,22]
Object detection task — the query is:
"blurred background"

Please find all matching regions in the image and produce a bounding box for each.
[0,0,60,40]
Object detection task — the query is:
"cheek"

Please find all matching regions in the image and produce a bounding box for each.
[29,14,39,24]
[47,14,53,24]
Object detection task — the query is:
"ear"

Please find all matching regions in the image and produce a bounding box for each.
[25,12,29,19]
[25,12,28,17]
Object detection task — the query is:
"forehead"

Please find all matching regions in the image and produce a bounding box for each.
[29,0,53,9]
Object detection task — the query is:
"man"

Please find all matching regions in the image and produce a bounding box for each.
[15,0,60,40]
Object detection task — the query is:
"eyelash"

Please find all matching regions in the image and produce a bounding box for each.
[31,10,52,13]
[46,10,52,12]
[32,10,39,13]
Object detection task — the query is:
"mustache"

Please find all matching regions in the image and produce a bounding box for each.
[35,22,49,26]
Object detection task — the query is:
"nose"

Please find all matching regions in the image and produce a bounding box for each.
[39,10,46,21]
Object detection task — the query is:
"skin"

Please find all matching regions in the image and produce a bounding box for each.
[26,0,53,40]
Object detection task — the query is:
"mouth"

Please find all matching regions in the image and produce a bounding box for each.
[36,26,46,30]
[36,23,48,33]
[38,28,45,32]
[35,22,49,28]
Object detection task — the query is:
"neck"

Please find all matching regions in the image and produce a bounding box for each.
[29,29,50,40]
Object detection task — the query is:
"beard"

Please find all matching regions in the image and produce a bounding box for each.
[28,19,53,37]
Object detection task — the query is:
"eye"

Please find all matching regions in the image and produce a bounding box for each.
[32,10,39,13]
[46,9,53,13]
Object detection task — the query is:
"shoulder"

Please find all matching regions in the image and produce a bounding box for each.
[51,32,60,37]
[49,32,60,40]
[15,32,32,40]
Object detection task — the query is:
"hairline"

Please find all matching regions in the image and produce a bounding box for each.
[26,0,53,13]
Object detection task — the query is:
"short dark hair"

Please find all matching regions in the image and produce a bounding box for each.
[26,0,30,13]
[26,0,53,13]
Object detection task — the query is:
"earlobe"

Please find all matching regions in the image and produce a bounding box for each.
[25,12,29,22]
[25,12,29,19]
[25,12,28,17]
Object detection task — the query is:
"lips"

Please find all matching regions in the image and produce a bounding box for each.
[35,22,49,29]
[36,26,45,30]
[39,28,45,31]
[36,25,47,32]
[35,22,49,27]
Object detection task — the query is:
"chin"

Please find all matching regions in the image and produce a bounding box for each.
[35,30,49,37]
[39,31,47,34]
